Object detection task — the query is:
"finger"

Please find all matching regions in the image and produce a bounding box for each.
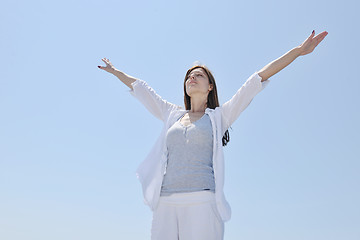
[104,58,111,64]
[314,32,327,39]
[314,31,328,39]
[305,30,315,42]
[102,59,111,66]
[309,30,315,38]
[314,32,328,43]
[312,37,326,48]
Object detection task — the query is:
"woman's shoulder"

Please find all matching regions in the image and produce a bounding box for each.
[169,106,186,115]
[205,107,222,113]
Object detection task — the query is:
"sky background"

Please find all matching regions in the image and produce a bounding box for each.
[1,0,360,239]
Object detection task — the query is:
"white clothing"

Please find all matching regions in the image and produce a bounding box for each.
[151,191,224,240]
[129,72,270,222]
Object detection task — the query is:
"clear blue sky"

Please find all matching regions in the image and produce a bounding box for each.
[1,0,359,239]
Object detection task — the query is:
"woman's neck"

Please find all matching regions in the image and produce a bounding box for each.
[189,95,207,113]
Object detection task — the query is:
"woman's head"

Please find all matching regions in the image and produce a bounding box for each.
[183,64,230,146]
[183,65,220,110]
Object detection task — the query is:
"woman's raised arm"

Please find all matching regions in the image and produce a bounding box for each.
[98,58,136,90]
[258,30,328,81]
[98,57,180,122]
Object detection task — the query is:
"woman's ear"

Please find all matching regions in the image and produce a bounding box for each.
[209,84,214,91]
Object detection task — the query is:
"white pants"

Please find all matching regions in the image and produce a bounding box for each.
[151,191,224,240]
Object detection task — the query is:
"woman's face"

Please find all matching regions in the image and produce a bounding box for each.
[185,68,213,97]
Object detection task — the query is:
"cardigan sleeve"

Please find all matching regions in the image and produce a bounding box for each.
[221,72,270,132]
[129,79,181,122]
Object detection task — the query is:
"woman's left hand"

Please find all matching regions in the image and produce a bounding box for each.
[298,30,328,56]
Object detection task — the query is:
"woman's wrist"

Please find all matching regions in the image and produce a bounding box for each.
[110,68,118,75]
[293,46,303,57]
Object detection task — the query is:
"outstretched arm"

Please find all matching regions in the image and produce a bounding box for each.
[98,58,136,90]
[258,30,328,81]
[98,57,179,122]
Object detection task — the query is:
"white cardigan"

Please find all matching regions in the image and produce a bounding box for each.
[129,72,270,222]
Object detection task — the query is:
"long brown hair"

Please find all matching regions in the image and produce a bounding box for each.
[183,65,230,146]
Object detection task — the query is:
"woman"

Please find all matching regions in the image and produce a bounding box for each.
[98,30,328,240]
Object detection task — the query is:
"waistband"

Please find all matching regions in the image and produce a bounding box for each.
[158,191,216,205]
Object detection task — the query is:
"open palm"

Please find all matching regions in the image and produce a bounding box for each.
[298,30,328,56]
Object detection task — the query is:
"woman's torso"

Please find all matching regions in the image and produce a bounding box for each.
[161,112,215,196]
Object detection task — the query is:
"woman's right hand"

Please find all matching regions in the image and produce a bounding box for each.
[98,58,116,74]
